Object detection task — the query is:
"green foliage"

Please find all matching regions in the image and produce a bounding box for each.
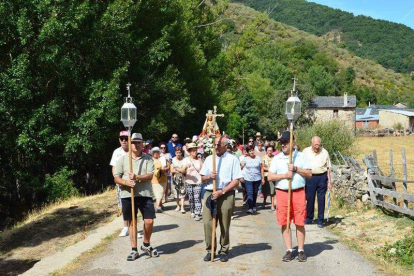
[295,120,355,157]
[235,0,414,74]
[0,0,226,220]
[44,167,78,202]
[381,230,414,268]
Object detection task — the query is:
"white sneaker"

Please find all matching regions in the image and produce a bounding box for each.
[137,232,143,239]
[181,209,186,214]
[247,209,253,214]
[156,206,163,213]
[253,207,257,212]
[175,206,180,212]
[190,213,195,218]
[195,215,201,221]
[119,227,129,237]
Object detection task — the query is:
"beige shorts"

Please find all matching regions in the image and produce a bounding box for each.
[152,183,167,200]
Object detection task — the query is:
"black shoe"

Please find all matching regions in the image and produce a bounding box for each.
[297,251,307,262]
[203,252,212,262]
[219,253,228,262]
[282,250,295,262]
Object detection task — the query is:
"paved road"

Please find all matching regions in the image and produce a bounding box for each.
[68,192,383,276]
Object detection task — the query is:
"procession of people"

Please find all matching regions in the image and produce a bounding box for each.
[110,108,331,263]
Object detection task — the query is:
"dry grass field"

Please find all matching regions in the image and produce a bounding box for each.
[0,188,119,276]
[355,136,414,180]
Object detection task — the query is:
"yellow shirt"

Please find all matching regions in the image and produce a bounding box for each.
[151,159,168,184]
[302,147,331,174]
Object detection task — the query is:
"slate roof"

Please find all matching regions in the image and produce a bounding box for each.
[308,95,356,108]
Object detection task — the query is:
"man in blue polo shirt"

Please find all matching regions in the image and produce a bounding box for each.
[167,133,182,158]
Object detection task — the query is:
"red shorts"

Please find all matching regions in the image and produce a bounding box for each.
[275,188,306,226]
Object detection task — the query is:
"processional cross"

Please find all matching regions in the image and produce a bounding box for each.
[206,106,224,262]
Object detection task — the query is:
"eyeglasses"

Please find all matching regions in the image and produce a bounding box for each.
[119,137,128,141]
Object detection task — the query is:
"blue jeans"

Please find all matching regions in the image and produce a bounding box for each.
[305,173,328,225]
[244,180,261,209]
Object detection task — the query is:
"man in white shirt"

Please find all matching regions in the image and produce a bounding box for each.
[302,136,332,228]
[200,136,243,262]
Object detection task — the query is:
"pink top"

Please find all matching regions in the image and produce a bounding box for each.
[273,150,280,156]
[183,157,203,185]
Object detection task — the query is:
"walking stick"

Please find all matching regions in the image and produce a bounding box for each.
[286,122,294,230]
[128,133,137,247]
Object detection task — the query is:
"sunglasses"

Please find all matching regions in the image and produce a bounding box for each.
[119,137,128,141]
[160,147,166,149]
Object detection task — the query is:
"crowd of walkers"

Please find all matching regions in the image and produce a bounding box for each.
[110,130,332,263]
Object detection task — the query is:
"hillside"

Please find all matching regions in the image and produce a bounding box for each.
[218,3,414,110]
[234,0,414,74]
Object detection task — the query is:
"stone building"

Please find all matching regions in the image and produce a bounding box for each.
[308,93,356,129]
[378,109,414,132]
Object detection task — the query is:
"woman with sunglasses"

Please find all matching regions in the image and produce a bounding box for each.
[241,145,264,214]
[151,147,170,213]
[160,142,172,202]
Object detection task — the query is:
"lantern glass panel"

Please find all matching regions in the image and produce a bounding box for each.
[285,96,301,121]
[121,102,137,128]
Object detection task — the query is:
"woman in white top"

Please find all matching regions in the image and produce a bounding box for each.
[183,143,203,221]
[241,145,264,214]
[171,147,186,213]
[160,142,172,201]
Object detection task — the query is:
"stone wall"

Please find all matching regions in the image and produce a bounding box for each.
[379,110,411,129]
[309,108,355,129]
[330,164,370,205]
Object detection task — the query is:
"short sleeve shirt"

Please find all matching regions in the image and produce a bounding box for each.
[200,152,243,190]
[269,151,311,190]
[113,153,154,198]
[183,157,203,185]
[302,147,331,174]
[242,156,262,181]
[262,155,273,177]
[172,157,185,171]
[110,147,127,167]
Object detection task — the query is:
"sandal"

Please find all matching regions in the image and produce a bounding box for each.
[127,250,139,261]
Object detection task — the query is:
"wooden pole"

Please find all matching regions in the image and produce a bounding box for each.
[286,122,294,230]
[129,131,137,247]
[402,148,408,209]
[211,135,217,262]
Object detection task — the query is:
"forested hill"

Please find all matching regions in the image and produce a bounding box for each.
[234,0,414,74]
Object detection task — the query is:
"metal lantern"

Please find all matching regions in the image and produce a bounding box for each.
[120,83,137,128]
[285,77,301,122]
[285,95,301,122]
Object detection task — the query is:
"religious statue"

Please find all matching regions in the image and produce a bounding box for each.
[200,109,222,137]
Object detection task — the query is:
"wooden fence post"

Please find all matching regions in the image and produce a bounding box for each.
[389,149,397,205]
[402,148,408,209]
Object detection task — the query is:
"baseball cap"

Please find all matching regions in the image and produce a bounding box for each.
[119,130,128,137]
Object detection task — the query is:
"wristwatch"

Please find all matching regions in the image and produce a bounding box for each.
[135,175,141,182]
[222,189,226,195]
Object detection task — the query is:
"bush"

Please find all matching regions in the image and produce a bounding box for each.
[44,167,78,202]
[381,230,414,268]
[296,119,355,158]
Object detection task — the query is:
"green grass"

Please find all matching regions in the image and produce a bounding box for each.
[381,230,414,269]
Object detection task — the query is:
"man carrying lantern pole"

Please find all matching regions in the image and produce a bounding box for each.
[113,84,158,261]
[268,78,312,262]
[199,106,243,262]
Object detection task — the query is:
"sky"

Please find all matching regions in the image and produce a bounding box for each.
[308,0,414,30]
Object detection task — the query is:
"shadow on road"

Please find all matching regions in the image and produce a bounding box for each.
[156,239,203,254]
[0,258,39,276]
[153,224,179,232]
[303,239,338,257]
[229,242,272,258]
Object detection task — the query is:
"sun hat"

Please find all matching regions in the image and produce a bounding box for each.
[131,133,143,142]
[151,147,161,153]
[255,132,262,137]
[186,142,198,150]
